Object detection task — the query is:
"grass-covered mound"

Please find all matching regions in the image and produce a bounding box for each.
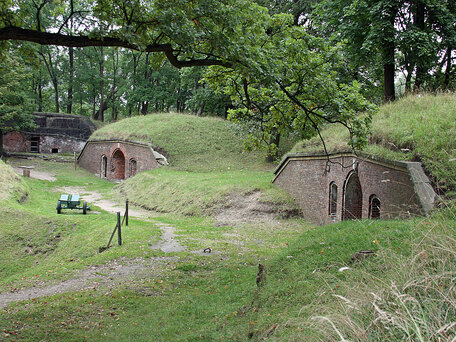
[0,160,28,202]
[92,113,297,215]
[91,112,275,172]
[290,93,456,193]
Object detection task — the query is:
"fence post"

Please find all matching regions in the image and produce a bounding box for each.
[126,199,129,226]
[117,212,122,246]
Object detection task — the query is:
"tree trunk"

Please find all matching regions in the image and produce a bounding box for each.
[67,46,74,113]
[53,79,60,112]
[196,102,205,116]
[443,47,452,89]
[383,7,396,102]
[38,69,43,112]
[94,46,105,121]
[265,130,280,163]
[413,2,426,90]
[0,130,3,158]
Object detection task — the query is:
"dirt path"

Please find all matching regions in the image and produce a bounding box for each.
[13,166,56,182]
[150,224,186,253]
[55,186,155,218]
[0,257,177,309]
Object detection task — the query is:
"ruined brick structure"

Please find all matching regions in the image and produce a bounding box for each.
[273,151,436,225]
[3,112,96,154]
[77,140,167,181]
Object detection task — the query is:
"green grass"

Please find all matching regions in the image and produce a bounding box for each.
[91,112,276,172]
[116,168,295,216]
[0,158,455,341]
[291,93,456,192]
[0,160,28,202]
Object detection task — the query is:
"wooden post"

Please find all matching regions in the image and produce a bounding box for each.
[74,152,77,170]
[126,199,129,226]
[117,212,122,246]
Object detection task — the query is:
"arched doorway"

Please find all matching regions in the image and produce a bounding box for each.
[101,155,107,178]
[111,149,125,179]
[342,171,363,220]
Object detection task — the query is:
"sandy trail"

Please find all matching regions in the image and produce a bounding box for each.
[0,257,177,309]
[13,166,56,182]
[55,186,154,218]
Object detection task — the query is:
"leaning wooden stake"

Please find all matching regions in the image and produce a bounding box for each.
[125,199,129,226]
[117,212,122,246]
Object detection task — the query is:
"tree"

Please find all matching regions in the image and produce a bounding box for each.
[0,0,375,157]
[0,50,34,157]
[205,14,376,160]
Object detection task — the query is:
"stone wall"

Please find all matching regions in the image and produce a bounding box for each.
[3,132,86,153]
[273,153,430,225]
[77,140,160,180]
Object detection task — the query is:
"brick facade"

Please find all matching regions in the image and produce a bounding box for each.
[273,152,435,225]
[77,140,162,180]
[3,112,95,154]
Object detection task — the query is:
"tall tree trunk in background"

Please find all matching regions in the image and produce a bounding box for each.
[39,47,60,112]
[443,47,453,89]
[94,46,105,121]
[0,130,3,158]
[413,2,426,90]
[67,46,74,113]
[383,5,397,102]
[141,101,148,114]
[37,69,43,111]
[265,130,280,163]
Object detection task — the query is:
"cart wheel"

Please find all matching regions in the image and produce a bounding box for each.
[57,202,61,214]
[83,201,87,215]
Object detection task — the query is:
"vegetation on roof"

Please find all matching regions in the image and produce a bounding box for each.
[290,93,456,193]
[90,112,294,172]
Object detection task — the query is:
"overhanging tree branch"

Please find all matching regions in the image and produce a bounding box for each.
[0,26,232,69]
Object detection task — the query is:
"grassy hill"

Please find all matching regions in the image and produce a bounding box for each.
[90,112,287,172]
[91,113,297,215]
[290,93,456,193]
[0,160,28,202]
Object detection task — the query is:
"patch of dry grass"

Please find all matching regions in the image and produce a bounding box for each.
[0,160,27,202]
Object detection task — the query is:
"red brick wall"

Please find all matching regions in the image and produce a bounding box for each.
[273,155,422,225]
[77,140,160,180]
[3,132,86,153]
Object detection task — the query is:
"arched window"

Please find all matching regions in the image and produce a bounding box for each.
[329,182,338,218]
[129,159,137,177]
[101,155,107,178]
[369,195,381,219]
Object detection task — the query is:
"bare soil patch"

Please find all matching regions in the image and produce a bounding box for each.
[215,190,297,227]
[12,166,56,182]
[0,257,177,309]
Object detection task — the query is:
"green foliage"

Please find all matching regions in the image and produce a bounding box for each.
[0,50,34,134]
[292,93,456,192]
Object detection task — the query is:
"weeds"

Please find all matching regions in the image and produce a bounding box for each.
[310,214,456,341]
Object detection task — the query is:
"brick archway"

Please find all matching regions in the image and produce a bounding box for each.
[342,171,363,220]
[111,149,125,179]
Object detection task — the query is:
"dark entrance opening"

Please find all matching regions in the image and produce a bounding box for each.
[111,149,125,179]
[343,171,363,220]
[51,148,58,153]
[31,136,40,153]
[369,195,381,219]
[129,159,137,177]
[101,155,107,178]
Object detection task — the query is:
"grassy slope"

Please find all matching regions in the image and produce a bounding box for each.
[92,113,297,214]
[291,93,456,192]
[90,112,273,172]
[0,160,28,202]
[0,97,455,341]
